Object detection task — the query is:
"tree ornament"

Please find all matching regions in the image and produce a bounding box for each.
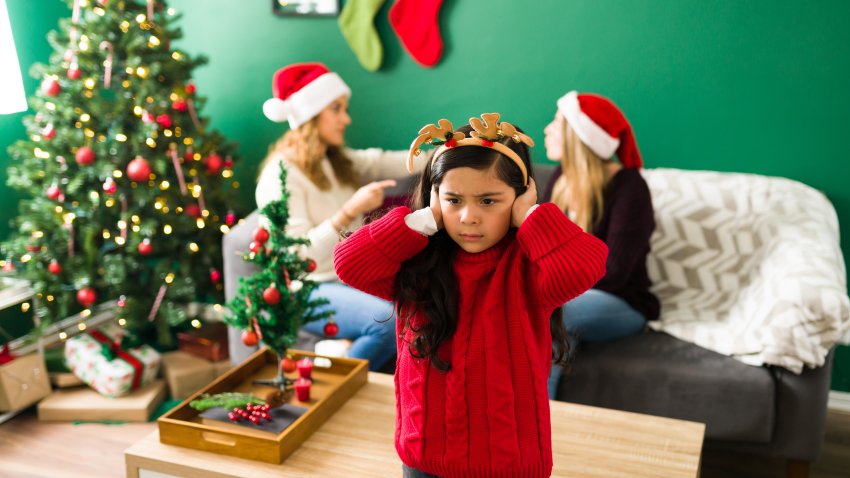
[204,153,223,175]
[138,239,153,256]
[141,111,155,124]
[289,280,303,292]
[324,319,339,338]
[280,355,297,373]
[2,262,14,272]
[48,261,62,275]
[185,83,196,95]
[248,241,263,254]
[224,156,233,169]
[172,99,187,112]
[225,211,237,226]
[263,285,281,305]
[184,203,201,218]
[253,227,269,244]
[25,244,42,253]
[126,157,152,182]
[67,61,81,80]
[102,178,117,195]
[42,124,56,140]
[76,287,97,308]
[156,113,172,128]
[46,184,62,200]
[41,77,61,96]
[241,330,258,346]
[75,146,95,166]
[117,295,127,308]
[306,259,317,272]
[63,49,74,62]
[209,268,221,283]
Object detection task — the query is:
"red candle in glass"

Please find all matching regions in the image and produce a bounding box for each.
[294,378,312,402]
[297,358,313,380]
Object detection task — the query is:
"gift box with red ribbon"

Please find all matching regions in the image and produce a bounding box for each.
[64,329,160,398]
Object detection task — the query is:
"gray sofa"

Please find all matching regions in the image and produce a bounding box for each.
[223,164,837,478]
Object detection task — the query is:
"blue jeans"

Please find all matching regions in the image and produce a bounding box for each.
[302,282,396,371]
[548,289,647,399]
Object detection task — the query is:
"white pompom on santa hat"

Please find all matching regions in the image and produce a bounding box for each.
[556,91,643,169]
[262,62,351,129]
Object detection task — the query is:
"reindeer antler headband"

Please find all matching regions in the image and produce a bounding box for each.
[406,113,535,186]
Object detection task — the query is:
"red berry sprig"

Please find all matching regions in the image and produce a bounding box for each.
[227,403,272,425]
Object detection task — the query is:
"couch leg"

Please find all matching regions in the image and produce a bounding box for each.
[786,459,809,478]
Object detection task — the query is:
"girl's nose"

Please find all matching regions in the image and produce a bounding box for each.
[460,206,479,224]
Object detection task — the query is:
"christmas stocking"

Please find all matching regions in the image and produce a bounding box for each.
[389,0,444,68]
[338,0,387,72]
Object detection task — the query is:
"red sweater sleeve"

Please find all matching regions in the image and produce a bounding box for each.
[333,206,430,301]
[516,202,609,308]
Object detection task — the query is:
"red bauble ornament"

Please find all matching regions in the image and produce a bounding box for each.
[2,262,14,272]
[262,286,281,305]
[138,239,153,256]
[241,330,258,346]
[172,99,187,112]
[46,184,62,200]
[126,157,152,182]
[67,65,81,80]
[76,287,97,308]
[253,227,269,244]
[156,114,172,129]
[184,203,201,218]
[209,268,221,283]
[280,356,297,373]
[141,111,155,124]
[42,125,56,139]
[25,244,42,253]
[223,157,233,169]
[225,212,237,226]
[48,261,62,275]
[323,320,339,338]
[75,146,95,166]
[306,259,317,273]
[102,178,117,195]
[248,241,263,254]
[185,83,196,95]
[204,153,223,175]
[42,78,60,96]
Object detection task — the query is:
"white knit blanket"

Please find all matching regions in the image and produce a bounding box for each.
[643,168,850,373]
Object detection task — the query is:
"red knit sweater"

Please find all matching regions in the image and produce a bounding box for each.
[334,203,608,478]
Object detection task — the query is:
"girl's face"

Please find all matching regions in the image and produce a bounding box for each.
[316,95,351,147]
[543,112,565,161]
[437,166,516,254]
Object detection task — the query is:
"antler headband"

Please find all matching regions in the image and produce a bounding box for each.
[406,113,535,186]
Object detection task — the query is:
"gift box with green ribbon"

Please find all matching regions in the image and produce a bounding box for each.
[65,329,160,398]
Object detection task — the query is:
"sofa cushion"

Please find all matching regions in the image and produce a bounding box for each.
[558,331,775,442]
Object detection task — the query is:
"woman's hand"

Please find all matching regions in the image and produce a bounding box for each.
[430,185,443,230]
[512,178,538,227]
[344,180,397,217]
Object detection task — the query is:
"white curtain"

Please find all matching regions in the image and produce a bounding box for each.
[0,0,26,115]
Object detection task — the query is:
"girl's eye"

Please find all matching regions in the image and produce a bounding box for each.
[445,198,460,205]
[481,198,496,205]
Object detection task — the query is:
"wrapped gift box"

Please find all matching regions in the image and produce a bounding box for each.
[161,351,231,400]
[49,372,84,389]
[177,322,229,362]
[0,352,52,412]
[37,379,165,422]
[65,329,160,398]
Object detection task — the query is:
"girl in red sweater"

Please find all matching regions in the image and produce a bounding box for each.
[334,114,608,478]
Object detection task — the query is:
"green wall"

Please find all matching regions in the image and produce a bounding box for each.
[3,0,849,389]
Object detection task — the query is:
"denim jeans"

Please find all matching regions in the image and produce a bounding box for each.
[302,282,396,371]
[548,289,647,398]
[402,465,441,478]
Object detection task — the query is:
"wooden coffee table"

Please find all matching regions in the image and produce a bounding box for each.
[125,372,704,477]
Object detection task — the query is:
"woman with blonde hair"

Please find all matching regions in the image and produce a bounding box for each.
[257,63,418,371]
[543,91,659,398]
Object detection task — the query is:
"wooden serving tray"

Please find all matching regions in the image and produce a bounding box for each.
[157,347,368,464]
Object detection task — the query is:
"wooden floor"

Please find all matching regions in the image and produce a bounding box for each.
[1,408,849,478]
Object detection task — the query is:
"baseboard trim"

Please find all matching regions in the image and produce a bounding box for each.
[828,391,850,413]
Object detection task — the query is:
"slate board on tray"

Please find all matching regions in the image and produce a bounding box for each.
[200,403,309,434]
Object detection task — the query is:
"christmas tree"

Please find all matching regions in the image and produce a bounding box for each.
[225,165,335,389]
[0,0,243,348]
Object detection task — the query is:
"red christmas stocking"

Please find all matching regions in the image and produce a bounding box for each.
[388,0,444,68]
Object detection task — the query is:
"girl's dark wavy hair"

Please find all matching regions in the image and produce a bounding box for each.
[394,124,572,371]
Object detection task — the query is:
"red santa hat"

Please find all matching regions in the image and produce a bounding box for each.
[556,91,643,169]
[262,63,351,129]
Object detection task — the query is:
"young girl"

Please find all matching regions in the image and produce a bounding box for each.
[334,113,608,478]
[543,91,660,398]
[256,62,421,371]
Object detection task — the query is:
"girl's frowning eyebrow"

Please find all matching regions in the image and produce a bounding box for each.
[442,191,507,198]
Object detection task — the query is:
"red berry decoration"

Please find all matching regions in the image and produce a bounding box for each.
[46,184,62,200]
[185,83,196,95]
[102,178,117,195]
[48,261,62,275]
[138,239,153,256]
[210,268,221,283]
[42,125,56,140]
[41,78,61,96]
[241,330,258,346]
[76,287,97,308]
[253,227,269,244]
[306,259,317,273]
[263,286,281,305]
[172,99,187,112]
[280,356,297,373]
[156,113,172,129]
[126,157,152,182]
[204,153,223,175]
[324,320,339,338]
[75,146,95,166]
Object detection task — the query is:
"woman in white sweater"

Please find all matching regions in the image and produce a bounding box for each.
[257,62,417,370]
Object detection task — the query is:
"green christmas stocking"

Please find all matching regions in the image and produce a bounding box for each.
[338,0,387,72]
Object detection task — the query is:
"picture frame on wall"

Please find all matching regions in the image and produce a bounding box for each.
[272,0,339,17]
